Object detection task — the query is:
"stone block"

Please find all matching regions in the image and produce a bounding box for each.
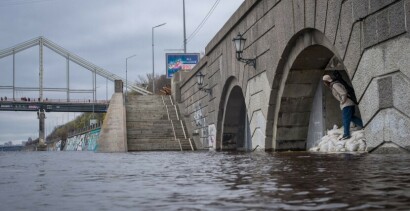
[335,0,354,58]
[365,108,410,152]
[352,43,384,99]
[279,97,314,113]
[273,0,294,51]
[286,69,322,84]
[277,112,310,127]
[266,0,279,11]
[369,0,395,13]
[384,109,410,150]
[249,110,267,139]
[378,76,394,109]
[252,128,266,150]
[392,72,410,115]
[377,9,390,43]
[343,23,362,77]
[364,110,385,151]
[371,142,409,153]
[255,0,264,21]
[384,36,410,80]
[305,0,316,28]
[352,0,369,21]
[276,126,308,141]
[406,0,410,35]
[282,84,315,98]
[277,139,306,150]
[388,1,406,38]
[358,80,379,124]
[315,0,328,32]
[353,36,410,102]
[293,0,305,32]
[254,43,271,73]
[325,0,342,44]
[257,9,275,42]
[247,72,266,95]
[248,93,263,115]
[363,14,378,48]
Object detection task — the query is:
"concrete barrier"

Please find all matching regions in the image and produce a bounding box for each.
[96,93,127,152]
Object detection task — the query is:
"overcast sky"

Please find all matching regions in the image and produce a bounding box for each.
[0,0,244,145]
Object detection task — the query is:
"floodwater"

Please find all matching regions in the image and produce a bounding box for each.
[0,151,409,211]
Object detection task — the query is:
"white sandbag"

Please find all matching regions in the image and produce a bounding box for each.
[327,140,337,152]
[334,141,345,152]
[319,141,329,152]
[345,139,359,151]
[310,124,367,153]
[357,139,367,151]
[309,147,319,152]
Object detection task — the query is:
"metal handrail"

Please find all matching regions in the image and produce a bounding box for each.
[188,138,194,151]
[180,120,187,139]
[162,96,178,148]
[177,139,183,151]
[162,96,171,120]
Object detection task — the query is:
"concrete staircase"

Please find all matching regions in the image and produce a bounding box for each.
[126,95,194,151]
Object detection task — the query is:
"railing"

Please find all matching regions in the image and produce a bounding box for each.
[67,121,103,138]
[162,96,181,151]
[0,98,109,104]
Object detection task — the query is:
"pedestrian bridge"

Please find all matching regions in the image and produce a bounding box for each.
[171,0,410,153]
[0,98,108,113]
[0,37,151,145]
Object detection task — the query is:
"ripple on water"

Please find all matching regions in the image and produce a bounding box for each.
[0,151,409,210]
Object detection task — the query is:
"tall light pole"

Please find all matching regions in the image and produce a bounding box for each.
[152,22,166,94]
[126,54,136,102]
[183,0,187,53]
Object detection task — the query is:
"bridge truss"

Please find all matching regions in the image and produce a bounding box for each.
[0,36,152,101]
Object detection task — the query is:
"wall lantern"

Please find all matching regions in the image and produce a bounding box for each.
[232,32,256,68]
[196,71,212,95]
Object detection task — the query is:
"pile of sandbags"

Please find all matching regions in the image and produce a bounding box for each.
[309,125,366,153]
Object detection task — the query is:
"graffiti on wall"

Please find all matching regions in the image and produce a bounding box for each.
[48,129,100,151]
[208,124,216,148]
[193,103,209,147]
[193,103,204,127]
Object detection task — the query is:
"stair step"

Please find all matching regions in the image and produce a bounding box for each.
[125,95,193,151]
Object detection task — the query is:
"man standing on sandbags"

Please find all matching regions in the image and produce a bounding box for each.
[322,74,363,140]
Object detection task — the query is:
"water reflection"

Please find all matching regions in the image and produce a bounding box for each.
[0,151,409,210]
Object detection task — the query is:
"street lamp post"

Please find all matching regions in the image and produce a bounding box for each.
[126,54,136,102]
[183,0,187,53]
[152,22,166,94]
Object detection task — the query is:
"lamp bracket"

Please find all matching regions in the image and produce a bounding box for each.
[199,86,212,95]
[237,57,256,68]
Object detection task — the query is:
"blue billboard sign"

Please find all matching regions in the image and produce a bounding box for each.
[166,53,200,78]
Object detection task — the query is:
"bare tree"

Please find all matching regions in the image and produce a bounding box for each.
[133,73,171,95]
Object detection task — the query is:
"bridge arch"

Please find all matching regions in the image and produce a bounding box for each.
[266,29,361,151]
[176,0,410,153]
[217,76,250,151]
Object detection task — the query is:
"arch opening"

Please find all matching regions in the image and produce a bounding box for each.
[275,45,362,151]
[221,86,251,151]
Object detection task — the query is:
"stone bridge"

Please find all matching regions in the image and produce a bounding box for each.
[172,0,410,153]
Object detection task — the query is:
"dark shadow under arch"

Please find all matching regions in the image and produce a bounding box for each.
[221,86,248,151]
[266,29,362,151]
[216,76,238,150]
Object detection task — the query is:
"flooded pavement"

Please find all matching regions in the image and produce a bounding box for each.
[0,151,409,210]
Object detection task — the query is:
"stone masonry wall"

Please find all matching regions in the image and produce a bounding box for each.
[175,0,410,153]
